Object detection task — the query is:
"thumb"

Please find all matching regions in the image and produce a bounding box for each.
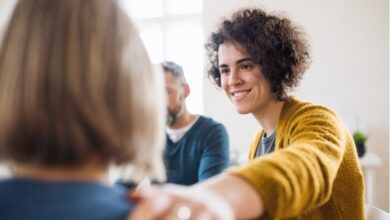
[127,193,171,220]
[130,185,158,201]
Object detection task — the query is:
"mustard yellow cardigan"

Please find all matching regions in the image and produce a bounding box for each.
[229,97,365,220]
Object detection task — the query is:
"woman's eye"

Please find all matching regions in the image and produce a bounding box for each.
[240,63,253,71]
[219,68,230,75]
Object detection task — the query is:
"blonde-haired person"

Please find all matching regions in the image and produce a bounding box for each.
[129,7,364,220]
[0,0,165,219]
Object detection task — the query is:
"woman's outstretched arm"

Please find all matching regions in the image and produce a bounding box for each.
[128,173,264,220]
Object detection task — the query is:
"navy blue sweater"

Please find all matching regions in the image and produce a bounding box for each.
[164,116,230,185]
[0,178,133,220]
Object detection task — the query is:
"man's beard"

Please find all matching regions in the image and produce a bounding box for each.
[167,104,184,126]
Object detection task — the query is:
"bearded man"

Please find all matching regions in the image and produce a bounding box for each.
[162,61,230,185]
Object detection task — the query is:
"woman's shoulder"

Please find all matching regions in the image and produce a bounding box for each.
[278,96,345,136]
[283,96,338,120]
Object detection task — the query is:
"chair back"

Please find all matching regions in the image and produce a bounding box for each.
[366,205,390,220]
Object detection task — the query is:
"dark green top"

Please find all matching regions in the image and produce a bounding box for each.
[164,115,230,185]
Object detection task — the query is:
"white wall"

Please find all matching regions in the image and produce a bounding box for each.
[203,0,389,211]
[0,0,16,37]
[0,0,17,179]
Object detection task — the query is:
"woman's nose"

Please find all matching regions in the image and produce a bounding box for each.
[228,70,242,86]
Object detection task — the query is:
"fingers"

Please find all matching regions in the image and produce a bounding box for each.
[128,191,172,220]
[159,204,191,220]
[159,204,224,220]
[130,184,155,202]
[128,184,234,220]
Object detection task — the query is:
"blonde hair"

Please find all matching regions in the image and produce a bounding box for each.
[0,0,165,180]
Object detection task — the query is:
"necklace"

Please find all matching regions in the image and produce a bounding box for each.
[261,132,276,155]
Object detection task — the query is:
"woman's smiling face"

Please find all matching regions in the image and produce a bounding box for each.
[218,41,274,115]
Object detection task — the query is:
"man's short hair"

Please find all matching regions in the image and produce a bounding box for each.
[161,61,187,84]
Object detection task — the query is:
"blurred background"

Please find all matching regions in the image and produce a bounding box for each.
[0,0,388,212]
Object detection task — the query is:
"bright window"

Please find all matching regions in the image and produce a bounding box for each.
[120,0,204,114]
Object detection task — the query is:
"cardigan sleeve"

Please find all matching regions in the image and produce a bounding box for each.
[228,106,348,219]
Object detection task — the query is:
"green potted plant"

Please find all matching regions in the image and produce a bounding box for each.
[352,130,367,157]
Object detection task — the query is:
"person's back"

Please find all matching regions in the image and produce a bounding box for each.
[0,179,133,220]
[0,0,165,219]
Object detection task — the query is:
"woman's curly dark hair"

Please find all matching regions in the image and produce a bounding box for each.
[205,8,310,101]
